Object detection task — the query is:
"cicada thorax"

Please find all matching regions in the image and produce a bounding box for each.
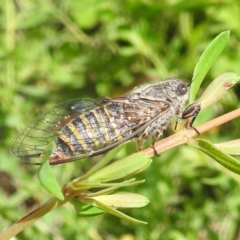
[127,78,190,140]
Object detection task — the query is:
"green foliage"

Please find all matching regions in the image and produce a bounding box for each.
[189,139,240,175]
[1,0,240,239]
[38,142,64,200]
[191,31,230,103]
[214,139,240,156]
[198,72,240,109]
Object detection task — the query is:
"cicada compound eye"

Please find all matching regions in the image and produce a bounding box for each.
[177,82,188,95]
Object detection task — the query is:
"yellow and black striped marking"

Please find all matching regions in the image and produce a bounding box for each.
[55,103,127,156]
[101,105,122,142]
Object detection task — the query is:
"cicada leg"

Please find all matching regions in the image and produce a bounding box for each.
[136,138,143,152]
[135,132,149,152]
[151,130,163,157]
[136,130,161,157]
[182,101,201,136]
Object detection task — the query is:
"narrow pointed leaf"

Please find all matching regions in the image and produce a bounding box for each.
[78,141,130,181]
[72,179,144,191]
[190,31,230,103]
[87,152,151,183]
[92,193,149,208]
[189,139,240,174]
[198,72,240,109]
[214,139,240,156]
[70,198,105,217]
[78,205,106,217]
[93,199,147,224]
[38,143,64,200]
[87,180,145,197]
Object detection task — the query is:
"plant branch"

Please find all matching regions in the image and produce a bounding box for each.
[0,197,65,239]
[142,108,240,157]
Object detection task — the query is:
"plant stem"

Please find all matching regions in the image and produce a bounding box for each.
[0,198,61,239]
[142,108,240,157]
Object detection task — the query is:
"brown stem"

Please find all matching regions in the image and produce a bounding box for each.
[142,108,240,157]
[0,190,79,240]
[0,198,63,240]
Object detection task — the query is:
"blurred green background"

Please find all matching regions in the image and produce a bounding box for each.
[1,0,240,239]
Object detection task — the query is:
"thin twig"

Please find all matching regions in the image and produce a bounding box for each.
[142,108,240,157]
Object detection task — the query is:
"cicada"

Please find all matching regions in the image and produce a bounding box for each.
[10,77,200,165]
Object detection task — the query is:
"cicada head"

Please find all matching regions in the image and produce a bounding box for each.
[128,78,190,116]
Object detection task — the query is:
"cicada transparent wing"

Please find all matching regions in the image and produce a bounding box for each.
[10,99,104,164]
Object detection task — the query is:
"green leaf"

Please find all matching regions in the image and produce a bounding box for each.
[79,141,131,181]
[214,139,240,156]
[188,139,240,174]
[93,199,147,224]
[70,198,105,217]
[71,179,145,192]
[87,152,152,183]
[37,143,64,200]
[78,205,106,217]
[86,180,145,197]
[198,72,240,109]
[190,30,230,103]
[92,193,149,208]
[71,193,148,223]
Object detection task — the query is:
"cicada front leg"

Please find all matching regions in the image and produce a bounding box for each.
[182,101,201,136]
